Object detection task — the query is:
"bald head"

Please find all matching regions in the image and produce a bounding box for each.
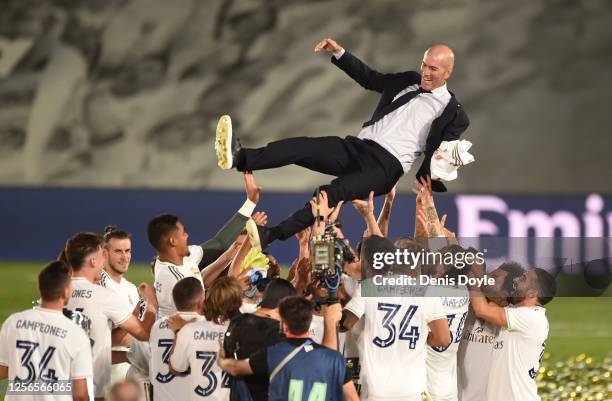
[420,44,455,91]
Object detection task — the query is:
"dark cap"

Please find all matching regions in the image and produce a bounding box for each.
[259,278,296,309]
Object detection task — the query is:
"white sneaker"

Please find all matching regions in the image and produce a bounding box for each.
[215,115,233,170]
[245,218,262,251]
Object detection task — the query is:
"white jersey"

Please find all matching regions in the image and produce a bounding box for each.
[341,274,363,359]
[100,270,140,314]
[149,315,191,401]
[0,307,93,401]
[487,306,548,401]
[154,245,204,318]
[426,292,470,401]
[345,284,446,401]
[100,270,142,383]
[66,277,132,397]
[308,314,346,352]
[169,316,229,401]
[457,307,501,401]
[309,314,325,344]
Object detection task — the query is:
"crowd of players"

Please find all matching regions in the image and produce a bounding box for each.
[0,173,557,401]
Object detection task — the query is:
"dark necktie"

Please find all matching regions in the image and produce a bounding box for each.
[362,87,431,128]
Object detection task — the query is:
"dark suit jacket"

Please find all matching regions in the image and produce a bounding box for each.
[331,51,469,192]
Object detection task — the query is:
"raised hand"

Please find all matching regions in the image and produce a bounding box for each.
[412,176,434,205]
[314,38,342,54]
[138,283,158,309]
[167,314,194,334]
[439,214,457,240]
[295,227,311,245]
[244,172,262,204]
[329,200,344,222]
[386,183,397,202]
[251,211,268,226]
[310,190,333,219]
[351,191,375,217]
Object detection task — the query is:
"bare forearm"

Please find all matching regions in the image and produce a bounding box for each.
[365,214,383,237]
[111,327,129,347]
[133,309,156,341]
[321,318,339,351]
[202,253,233,287]
[218,357,253,376]
[298,241,310,260]
[287,258,299,283]
[423,203,443,237]
[469,290,508,327]
[228,240,252,277]
[414,201,428,239]
[377,198,394,237]
[293,274,309,297]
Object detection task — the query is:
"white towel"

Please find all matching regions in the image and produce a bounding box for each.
[430,140,475,181]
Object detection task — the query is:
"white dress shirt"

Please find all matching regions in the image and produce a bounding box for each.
[334,48,451,173]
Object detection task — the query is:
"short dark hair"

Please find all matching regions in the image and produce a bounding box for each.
[204,276,243,324]
[393,237,419,250]
[39,261,71,301]
[147,214,179,251]
[533,268,557,306]
[57,249,70,269]
[278,296,313,335]
[499,261,525,295]
[361,236,397,276]
[172,277,203,311]
[65,232,104,271]
[104,225,131,243]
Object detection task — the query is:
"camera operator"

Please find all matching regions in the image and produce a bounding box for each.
[218,296,360,401]
[223,279,296,401]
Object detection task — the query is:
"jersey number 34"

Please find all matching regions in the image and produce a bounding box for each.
[373,303,420,348]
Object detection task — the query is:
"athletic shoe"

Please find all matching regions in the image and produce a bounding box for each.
[215,115,241,169]
[246,218,271,251]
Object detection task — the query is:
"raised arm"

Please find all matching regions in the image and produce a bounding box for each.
[352,191,383,238]
[288,227,311,283]
[228,234,252,278]
[413,176,444,238]
[199,173,261,268]
[201,233,246,286]
[315,37,390,93]
[427,317,451,348]
[377,184,396,237]
[118,283,158,341]
[468,261,507,327]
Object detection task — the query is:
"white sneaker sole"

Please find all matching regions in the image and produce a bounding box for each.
[215,115,233,170]
[245,218,262,251]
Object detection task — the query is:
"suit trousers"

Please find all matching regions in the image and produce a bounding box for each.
[236,136,404,241]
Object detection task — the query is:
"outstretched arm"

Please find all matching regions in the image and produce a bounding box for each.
[468,261,507,327]
[315,37,390,93]
[413,176,444,238]
[377,184,396,237]
[199,173,261,268]
[352,191,383,238]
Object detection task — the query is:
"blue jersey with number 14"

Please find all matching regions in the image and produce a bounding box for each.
[266,339,346,401]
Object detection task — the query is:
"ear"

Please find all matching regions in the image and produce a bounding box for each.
[168,235,176,248]
[63,286,71,300]
[444,67,453,80]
